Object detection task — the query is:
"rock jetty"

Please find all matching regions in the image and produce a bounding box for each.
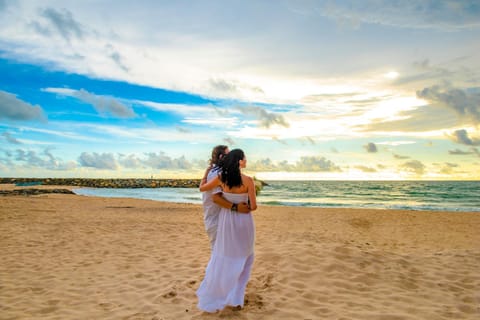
[0,188,75,196]
[0,178,201,188]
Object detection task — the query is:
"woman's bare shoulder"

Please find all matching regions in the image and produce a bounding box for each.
[241,174,254,185]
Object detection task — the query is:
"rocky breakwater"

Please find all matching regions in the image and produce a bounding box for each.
[1,177,268,194]
[0,178,201,188]
[0,188,75,196]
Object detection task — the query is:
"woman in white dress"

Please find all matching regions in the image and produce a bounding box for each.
[197,149,257,312]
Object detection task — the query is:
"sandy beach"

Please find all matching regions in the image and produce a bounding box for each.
[1,184,479,319]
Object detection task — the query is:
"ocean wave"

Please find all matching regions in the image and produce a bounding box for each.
[73,180,480,212]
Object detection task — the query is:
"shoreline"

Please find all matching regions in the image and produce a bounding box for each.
[1,191,479,319]
[2,183,480,213]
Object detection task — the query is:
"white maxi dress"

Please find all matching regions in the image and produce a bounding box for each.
[197,192,255,312]
[201,166,222,249]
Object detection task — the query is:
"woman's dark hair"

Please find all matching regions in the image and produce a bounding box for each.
[221,149,245,189]
[210,145,228,167]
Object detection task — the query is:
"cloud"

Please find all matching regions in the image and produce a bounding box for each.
[76,89,136,118]
[394,59,465,87]
[142,152,191,170]
[448,129,480,146]
[377,141,417,146]
[250,158,282,171]
[448,147,480,157]
[313,0,480,30]
[223,137,235,146]
[301,137,316,145]
[46,88,136,118]
[106,44,129,72]
[250,156,341,172]
[272,136,288,145]
[118,153,143,169]
[355,165,377,173]
[209,78,238,94]
[2,132,22,144]
[235,105,289,128]
[117,152,202,170]
[417,85,480,125]
[208,78,264,97]
[363,142,377,153]
[78,152,118,170]
[400,160,426,175]
[439,162,459,174]
[175,126,191,133]
[13,148,76,170]
[448,148,473,155]
[393,153,409,159]
[37,7,84,41]
[0,149,14,167]
[357,104,457,133]
[0,91,46,121]
[294,156,341,172]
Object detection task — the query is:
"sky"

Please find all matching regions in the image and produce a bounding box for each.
[1,0,480,180]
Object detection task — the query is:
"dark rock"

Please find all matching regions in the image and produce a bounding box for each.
[0,188,75,196]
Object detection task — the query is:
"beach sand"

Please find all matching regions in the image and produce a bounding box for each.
[1,184,479,319]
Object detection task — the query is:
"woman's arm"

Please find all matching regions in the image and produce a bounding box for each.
[199,175,220,192]
[212,193,250,213]
[245,175,257,211]
[200,166,212,187]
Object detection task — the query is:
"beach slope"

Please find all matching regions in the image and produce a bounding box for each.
[1,188,479,319]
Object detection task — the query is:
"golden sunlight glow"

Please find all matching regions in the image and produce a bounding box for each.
[235,74,364,103]
[384,71,399,79]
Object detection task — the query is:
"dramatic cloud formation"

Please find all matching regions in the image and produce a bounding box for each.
[0,1,479,179]
[448,129,480,146]
[417,85,480,125]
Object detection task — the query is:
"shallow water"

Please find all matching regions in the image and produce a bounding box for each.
[74,180,480,212]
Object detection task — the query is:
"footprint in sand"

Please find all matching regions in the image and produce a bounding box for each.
[244,292,264,309]
[162,290,177,298]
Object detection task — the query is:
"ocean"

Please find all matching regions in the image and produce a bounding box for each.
[73,180,480,212]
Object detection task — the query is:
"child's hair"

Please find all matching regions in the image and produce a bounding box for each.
[210,145,228,167]
[221,149,245,188]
